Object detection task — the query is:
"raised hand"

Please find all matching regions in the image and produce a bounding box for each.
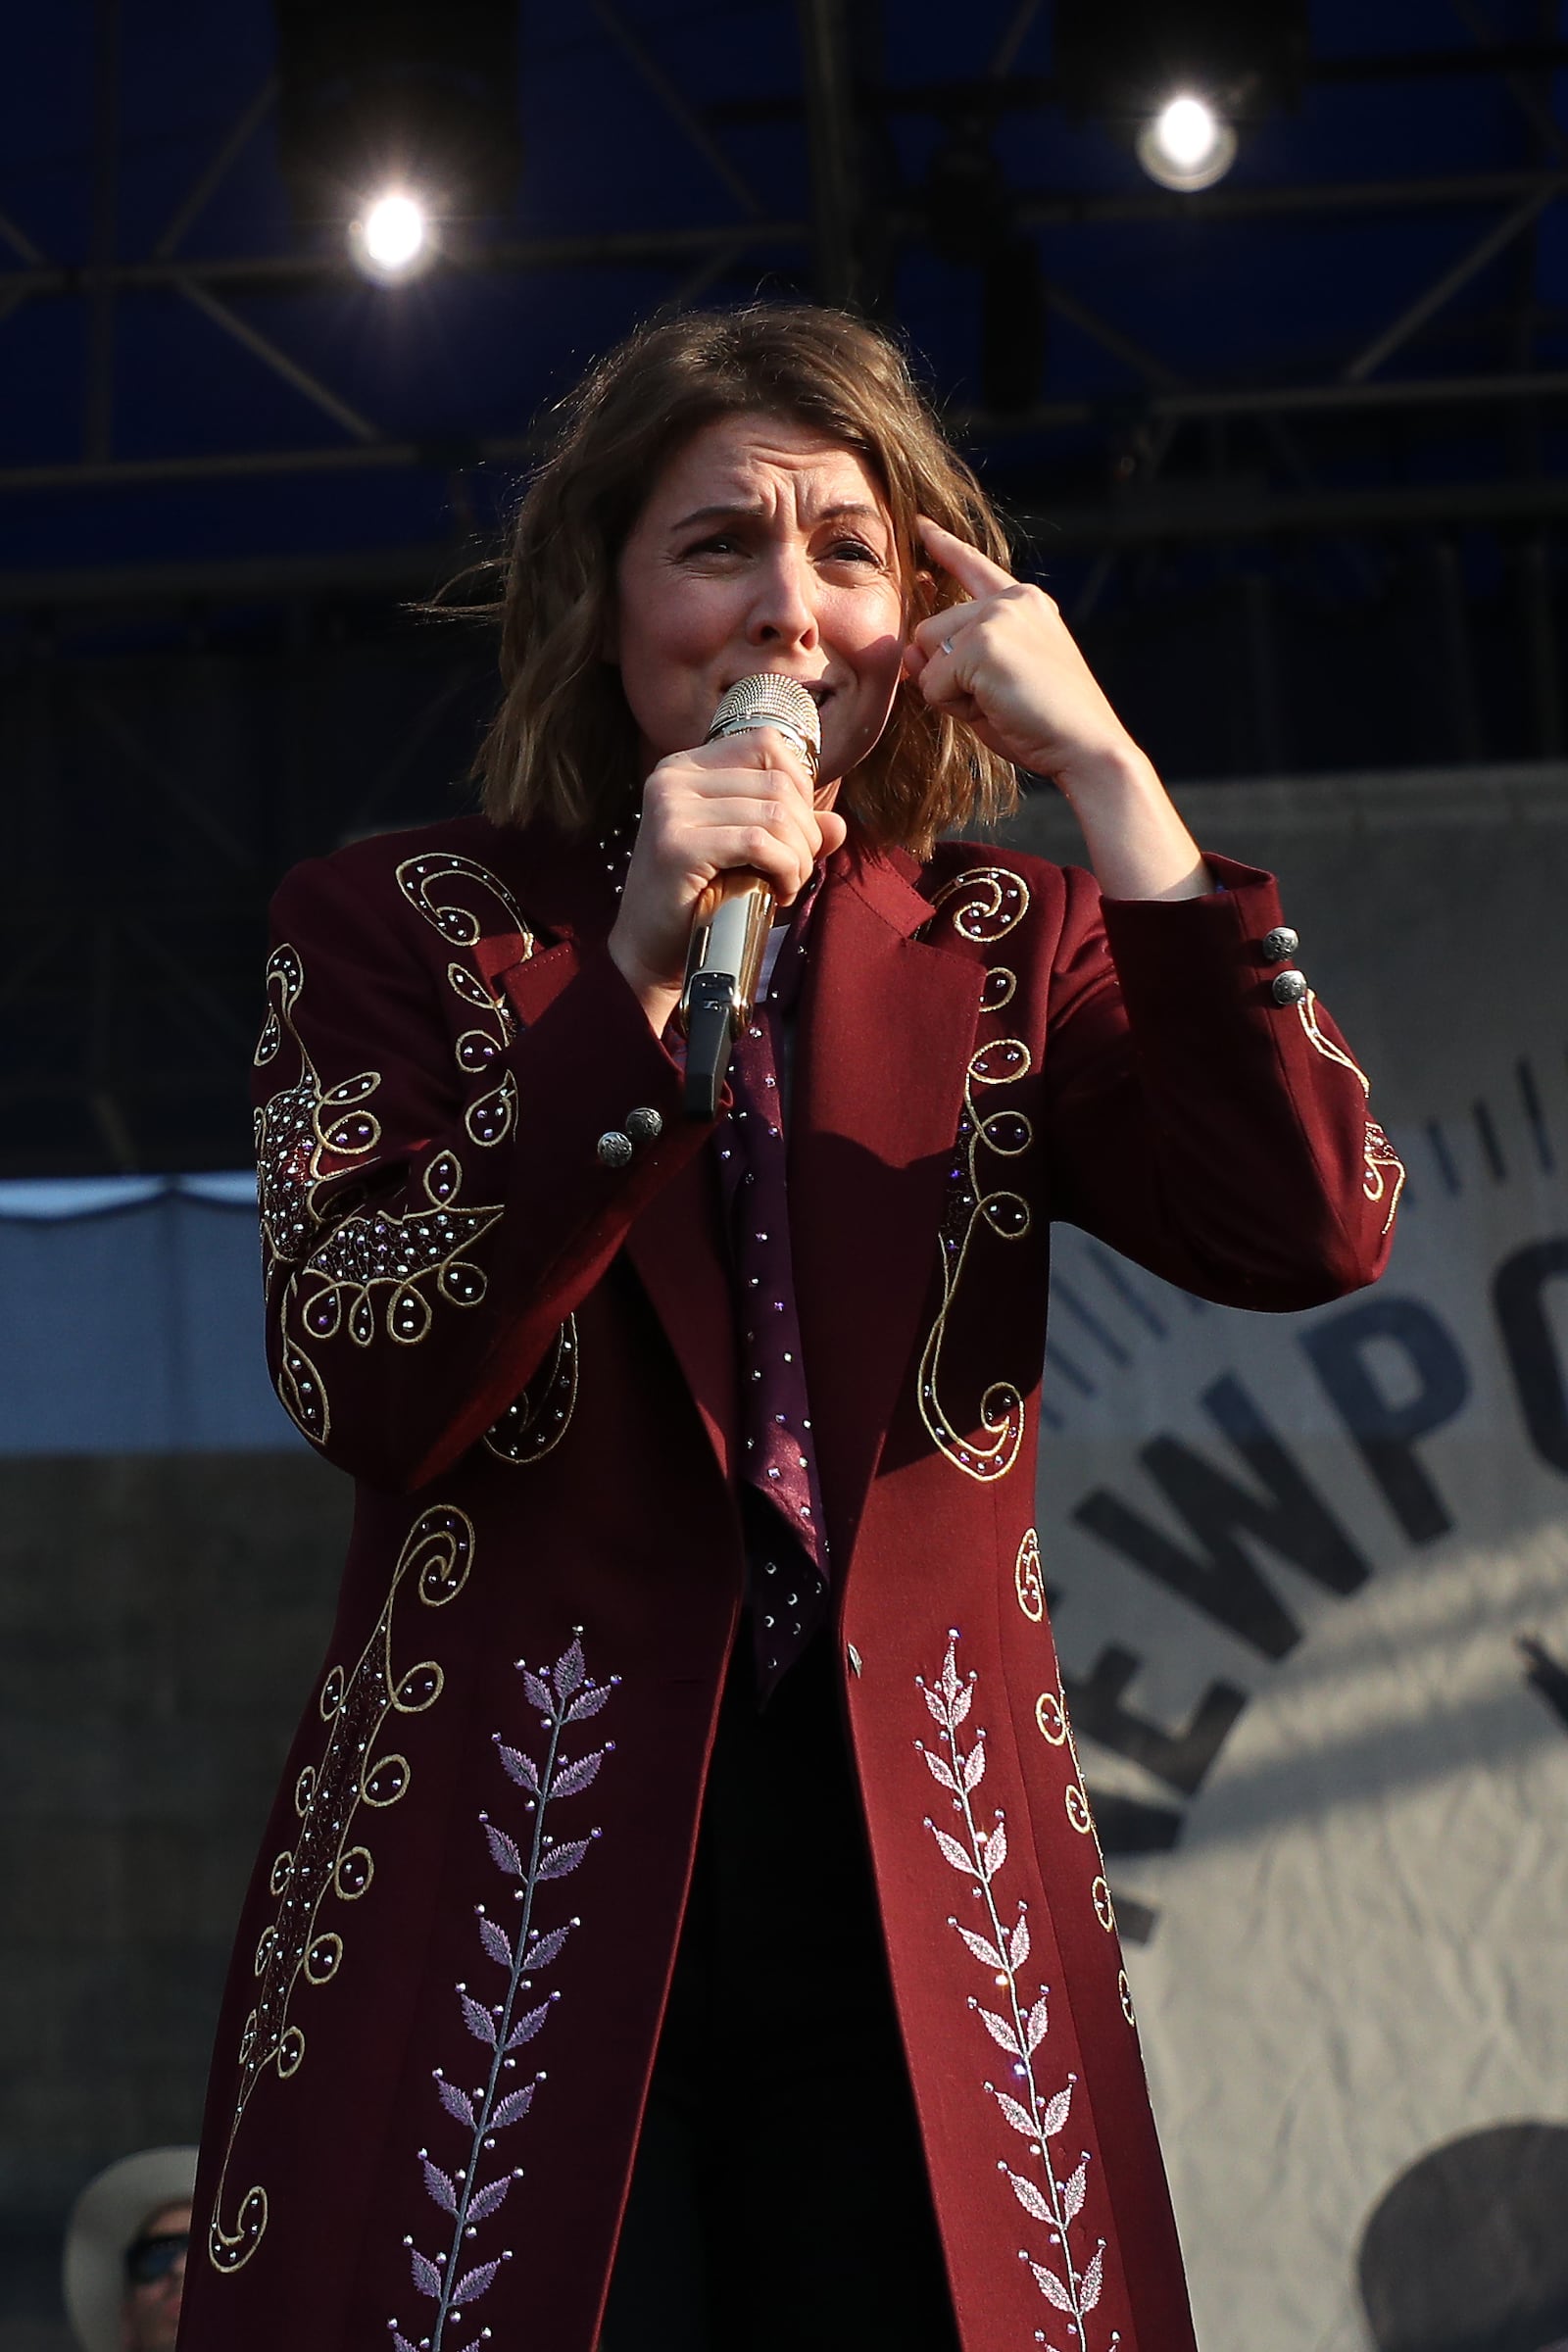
[905,517,1148,796]
[906,515,1210,902]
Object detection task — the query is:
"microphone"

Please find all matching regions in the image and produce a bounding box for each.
[680,674,823,1120]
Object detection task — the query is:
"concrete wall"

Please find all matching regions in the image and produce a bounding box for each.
[2,1453,349,2349]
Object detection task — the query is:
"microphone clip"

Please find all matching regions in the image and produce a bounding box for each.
[679,868,775,1119]
[682,969,739,1123]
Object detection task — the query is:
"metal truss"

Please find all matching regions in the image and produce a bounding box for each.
[3,0,1567,1175]
[0,0,1565,521]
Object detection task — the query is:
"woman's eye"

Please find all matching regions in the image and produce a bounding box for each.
[825,539,881,565]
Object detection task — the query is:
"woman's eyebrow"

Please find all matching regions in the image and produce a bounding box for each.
[667,499,889,533]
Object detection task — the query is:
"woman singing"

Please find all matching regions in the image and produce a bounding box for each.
[180,306,1399,2352]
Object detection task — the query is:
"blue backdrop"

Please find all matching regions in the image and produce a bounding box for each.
[0,1175,299,1452]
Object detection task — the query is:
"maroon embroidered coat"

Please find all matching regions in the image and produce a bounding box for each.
[180,813,1400,2352]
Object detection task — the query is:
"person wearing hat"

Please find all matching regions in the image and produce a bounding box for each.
[62,2147,196,2352]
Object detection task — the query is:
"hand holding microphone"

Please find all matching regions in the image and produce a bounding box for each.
[607,675,842,1111]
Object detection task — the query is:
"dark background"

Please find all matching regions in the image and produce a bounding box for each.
[4,0,1567,1175]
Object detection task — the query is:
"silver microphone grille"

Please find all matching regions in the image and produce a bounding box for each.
[706,673,821,769]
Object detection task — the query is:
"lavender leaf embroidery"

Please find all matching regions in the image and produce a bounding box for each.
[520,1669,555,1718]
[451,2262,500,2304]
[552,1638,585,1697]
[977,2007,1021,2055]
[917,1634,1118,2349]
[503,2001,551,2051]
[1035,2265,1074,2314]
[460,1994,498,2047]
[1007,2168,1054,2221]
[393,1633,619,2352]
[482,1823,523,1876]
[466,2178,511,2224]
[495,1743,538,1793]
[420,2159,457,2215]
[478,1916,512,1968]
[932,1828,977,1877]
[956,1927,1004,1969]
[550,1750,604,1799]
[434,2079,474,2129]
[536,1837,590,1880]
[1042,2084,1073,2137]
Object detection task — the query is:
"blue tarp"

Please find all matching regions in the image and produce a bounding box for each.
[0,1175,301,1452]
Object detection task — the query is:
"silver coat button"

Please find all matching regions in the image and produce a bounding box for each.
[625,1105,663,1144]
[1271,968,1308,1005]
[847,1642,862,1678]
[596,1130,634,1168]
[1261,925,1299,963]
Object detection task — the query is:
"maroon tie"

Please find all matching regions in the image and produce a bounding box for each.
[714,879,830,1694]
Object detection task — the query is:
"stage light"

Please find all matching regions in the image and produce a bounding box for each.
[1054,0,1306,187]
[273,0,520,252]
[349,191,434,282]
[1135,92,1238,192]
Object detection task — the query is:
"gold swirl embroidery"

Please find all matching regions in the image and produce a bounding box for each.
[1296,990,1369,1094]
[290,1150,502,1352]
[916,1038,1033,1482]
[1362,1119,1405,1237]
[483,1315,580,1464]
[397,857,527,1124]
[929,863,1031,942]
[208,1505,475,2278]
[1034,1667,1117,1938]
[254,945,383,1272]
[1297,991,1405,1237]
[1014,1527,1045,1622]
[396,852,535,952]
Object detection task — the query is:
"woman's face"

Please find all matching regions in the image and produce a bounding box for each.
[610,411,908,794]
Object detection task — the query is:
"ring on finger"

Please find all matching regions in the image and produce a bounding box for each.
[940,634,955,656]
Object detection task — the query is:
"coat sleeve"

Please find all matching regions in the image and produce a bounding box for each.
[1042,853,1402,1310]
[252,850,709,1489]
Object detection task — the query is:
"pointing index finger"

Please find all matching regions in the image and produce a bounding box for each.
[916,514,1015,597]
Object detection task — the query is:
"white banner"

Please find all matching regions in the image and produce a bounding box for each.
[1003,767,1568,2352]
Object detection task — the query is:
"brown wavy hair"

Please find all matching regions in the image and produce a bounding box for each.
[468,304,1019,856]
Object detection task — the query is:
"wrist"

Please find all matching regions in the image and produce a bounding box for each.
[607,928,683,1040]
[1052,737,1159,809]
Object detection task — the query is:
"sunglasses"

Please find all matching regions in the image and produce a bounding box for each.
[124,2232,188,2287]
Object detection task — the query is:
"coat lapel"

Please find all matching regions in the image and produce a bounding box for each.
[790,845,984,1570]
[480,819,739,1485]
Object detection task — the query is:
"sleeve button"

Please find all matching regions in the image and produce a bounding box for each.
[625,1106,663,1144]
[1271,968,1308,1005]
[596,1130,634,1168]
[1261,925,1299,963]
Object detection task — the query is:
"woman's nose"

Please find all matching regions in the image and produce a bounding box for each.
[746,550,818,648]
